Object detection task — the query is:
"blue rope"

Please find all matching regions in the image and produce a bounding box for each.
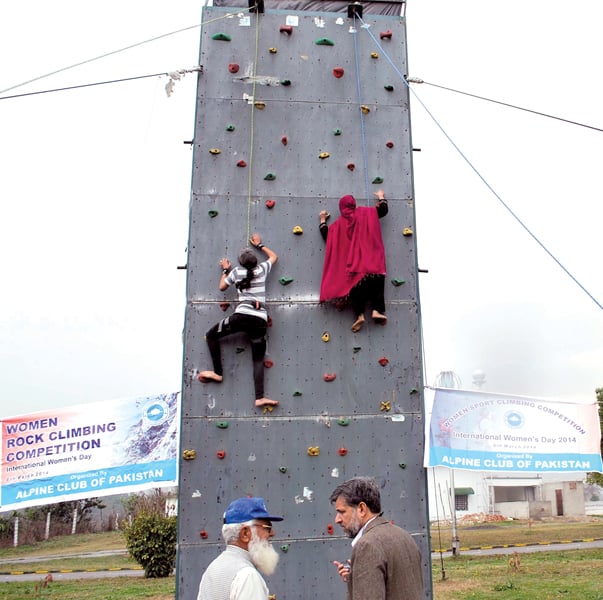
[358,16,602,312]
[352,15,371,205]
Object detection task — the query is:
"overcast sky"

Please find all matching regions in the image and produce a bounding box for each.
[1,0,601,417]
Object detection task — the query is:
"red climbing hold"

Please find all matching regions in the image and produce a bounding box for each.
[200,530,209,539]
[280,25,293,35]
[327,523,335,535]
[237,160,247,168]
[378,357,389,367]
[228,63,240,73]
[265,199,276,209]
[380,29,393,40]
[338,447,348,457]
[216,450,226,459]
[323,373,337,382]
[332,67,344,78]
[264,359,274,368]
[386,141,395,148]
[267,316,273,327]
[281,135,288,146]
[347,163,355,171]
[220,302,230,311]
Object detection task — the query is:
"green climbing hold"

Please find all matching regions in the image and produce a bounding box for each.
[208,210,218,218]
[333,128,342,136]
[337,418,350,426]
[391,278,405,286]
[235,347,245,354]
[226,124,235,131]
[279,466,288,473]
[280,79,291,86]
[280,544,290,552]
[409,387,418,394]
[384,84,394,91]
[353,346,361,353]
[216,421,229,429]
[264,172,276,181]
[315,38,335,46]
[212,33,232,41]
[293,389,303,397]
[372,176,384,184]
[279,276,294,285]
[399,462,407,469]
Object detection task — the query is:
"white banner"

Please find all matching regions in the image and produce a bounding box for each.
[1,392,180,510]
[425,388,602,473]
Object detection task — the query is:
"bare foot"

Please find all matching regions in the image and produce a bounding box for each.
[255,397,279,407]
[372,311,387,325]
[351,315,365,332]
[198,371,223,383]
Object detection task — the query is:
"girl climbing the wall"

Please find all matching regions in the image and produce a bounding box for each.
[319,190,388,332]
[198,233,279,408]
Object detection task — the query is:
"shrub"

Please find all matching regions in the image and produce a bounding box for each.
[123,511,177,578]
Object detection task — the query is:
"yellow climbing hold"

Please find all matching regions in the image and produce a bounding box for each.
[292,225,303,235]
[182,449,197,460]
[361,105,370,114]
[254,101,266,110]
[380,400,392,412]
[318,152,330,159]
[321,332,330,342]
[209,148,221,155]
[307,446,320,456]
[403,227,414,236]
[269,47,278,54]
[370,52,379,59]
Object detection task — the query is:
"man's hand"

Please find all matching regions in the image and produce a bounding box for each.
[250,233,262,247]
[219,257,231,271]
[333,560,351,583]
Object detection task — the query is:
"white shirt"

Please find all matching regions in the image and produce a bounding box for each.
[351,515,378,547]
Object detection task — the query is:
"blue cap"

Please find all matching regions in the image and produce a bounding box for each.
[223,497,283,524]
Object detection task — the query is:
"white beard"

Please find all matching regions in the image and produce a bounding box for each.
[248,529,280,576]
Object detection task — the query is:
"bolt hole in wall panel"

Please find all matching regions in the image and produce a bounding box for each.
[178,5,432,599]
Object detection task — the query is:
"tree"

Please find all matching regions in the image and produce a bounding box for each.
[586,387,603,487]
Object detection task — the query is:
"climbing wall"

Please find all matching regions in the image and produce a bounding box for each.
[177,3,432,599]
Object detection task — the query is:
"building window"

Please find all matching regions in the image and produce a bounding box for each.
[455,494,469,511]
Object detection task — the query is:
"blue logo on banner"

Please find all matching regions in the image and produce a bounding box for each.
[143,399,169,426]
[505,411,524,429]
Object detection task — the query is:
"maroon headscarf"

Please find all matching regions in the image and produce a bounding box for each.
[319,195,386,301]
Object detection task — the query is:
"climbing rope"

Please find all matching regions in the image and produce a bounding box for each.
[352,14,371,205]
[357,15,603,312]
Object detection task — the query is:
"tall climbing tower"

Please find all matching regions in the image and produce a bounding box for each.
[177,1,432,598]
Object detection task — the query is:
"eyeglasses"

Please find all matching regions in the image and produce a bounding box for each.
[253,523,273,534]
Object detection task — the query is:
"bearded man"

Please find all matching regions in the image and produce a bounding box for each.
[330,477,423,600]
[197,497,283,600]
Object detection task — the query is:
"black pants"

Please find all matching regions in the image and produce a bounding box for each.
[205,313,267,400]
[349,274,386,317]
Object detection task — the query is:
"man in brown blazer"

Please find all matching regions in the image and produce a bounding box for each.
[330,477,423,600]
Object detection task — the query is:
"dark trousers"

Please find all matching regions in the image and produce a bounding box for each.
[349,274,386,317]
[205,313,267,400]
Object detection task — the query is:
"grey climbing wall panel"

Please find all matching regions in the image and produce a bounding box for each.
[178,5,432,599]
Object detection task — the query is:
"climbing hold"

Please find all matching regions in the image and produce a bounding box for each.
[280,544,289,552]
[292,225,303,235]
[338,447,348,457]
[182,449,197,460]
[263,359,274,368]
[327,523,335,535]
[391,278,405,287]
[212,32,232,41]
[403,227,413,236]
[293,389,303,397]
[279,466,288,473]
[315,38,335,46]
[263,405,275,414]
[372,176,384,184]
[380,400,391,412]
[353,346,361,353]
[208,210,218,218]
[216,421,229,429]
[254,101,266,110]
[378,356,389,367]
[237,160,247,168]
[307,446,320,456]
[264,172,276,181]
[409,387,418,394]
[380,29,393,40]
[333,128,342,136]
[332,67,344,78]
[280,24,293,35]
[265,199,276,209]
[347,163,355,171]
[226,124,235,132]
[323,373,337,382]
[337,417,350,426]
[318,152,330,159]
[279,276,294,285]
[236,347,245,354]
[220,302,231,311]
[280,79,291,86]
[267,316,273,327]
[399,462,407,469]
[200,530,209,539]
[370,52,379,59]
[269,47,278,54]
[228,63,240,74]
[384,84,394,92]
[216,450,226,459]
[321,332,330,343]
[361,105,370,114]
[209,148,221,155]
[386,141,395,148]
[281,135,288,146]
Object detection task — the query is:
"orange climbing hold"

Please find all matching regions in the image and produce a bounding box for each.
[216,450,226,459]
[323,373,337,382]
